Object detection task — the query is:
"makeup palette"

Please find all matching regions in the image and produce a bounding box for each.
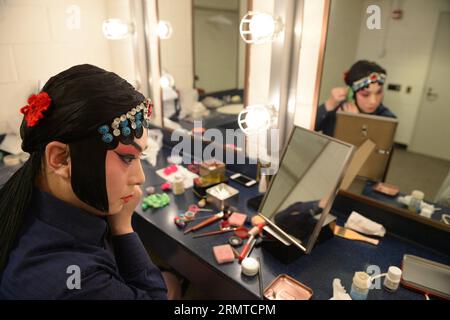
[228,212,247,227]
[264,274,313,300]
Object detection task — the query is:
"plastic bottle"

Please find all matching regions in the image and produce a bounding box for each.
[350,272,370,300]
[258,174,268,193]
[172,175,185,195]
[383,266,402,292]
[408,190,424,213]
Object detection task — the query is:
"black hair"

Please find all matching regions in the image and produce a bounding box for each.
[0,64,148,271]
[344,60,387,87]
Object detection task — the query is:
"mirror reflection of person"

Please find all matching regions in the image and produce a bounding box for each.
[274,198,327,243]
[315,60,396,137]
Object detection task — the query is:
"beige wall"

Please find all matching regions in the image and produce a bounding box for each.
[237,0,248,90]
[158,0,247,93]
[106,0,137,87]
[158,0,194,91]
[355,0,450,145]
[0,0,110,135]
[194,0,239,11]
[319,0,364,105]
[0,0,137,136]
[194,2,239,92]
[247,0,275,106]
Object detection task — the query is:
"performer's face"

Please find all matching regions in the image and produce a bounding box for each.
[105,129,148,214]
[356,82,384,114]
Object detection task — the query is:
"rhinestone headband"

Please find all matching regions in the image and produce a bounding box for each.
[97,98,152,144]
[352,72,386,92]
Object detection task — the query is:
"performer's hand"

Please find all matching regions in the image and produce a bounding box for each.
[325,87,348,111]
[107,185,142,236]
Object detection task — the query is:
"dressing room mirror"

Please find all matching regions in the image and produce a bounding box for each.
[258,126,354,254]
[317,0,450,228]
[157,0,248,134]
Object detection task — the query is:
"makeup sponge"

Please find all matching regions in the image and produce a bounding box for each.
[213,244,235,264]
[228,213,247,227]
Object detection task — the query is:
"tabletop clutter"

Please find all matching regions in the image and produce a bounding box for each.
[140,158,446,300]
[372,182,443,220]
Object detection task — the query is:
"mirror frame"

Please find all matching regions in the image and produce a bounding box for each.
[258,125,355,254]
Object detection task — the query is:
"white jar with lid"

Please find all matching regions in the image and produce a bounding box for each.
[408,190,424,213]
[383,266,402,292]
[172,174,185,195]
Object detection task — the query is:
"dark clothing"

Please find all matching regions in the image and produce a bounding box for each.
[315,102,396,137]
[0,189,167,299]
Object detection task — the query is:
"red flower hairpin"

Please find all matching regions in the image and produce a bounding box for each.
[343,70,349,82]
[20,92,52,127]
[145,98,153,116]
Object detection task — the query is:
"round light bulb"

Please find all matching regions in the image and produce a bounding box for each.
[249,13,275,40]
[102,19,132,40]
[238,105,272,135]
[157,21,173,39]
[160,73,174,88]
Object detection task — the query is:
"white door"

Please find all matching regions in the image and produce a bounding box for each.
[409,12,450,161]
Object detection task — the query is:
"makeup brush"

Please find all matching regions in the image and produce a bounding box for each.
[192,228,236,238]
[184,212,224,234]
[334,225,379,245]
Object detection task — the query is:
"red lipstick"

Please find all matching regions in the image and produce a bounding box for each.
[121,195,133,203]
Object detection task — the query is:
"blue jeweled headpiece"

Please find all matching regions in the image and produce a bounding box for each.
[97,98,152,145]
[351,72,386,92]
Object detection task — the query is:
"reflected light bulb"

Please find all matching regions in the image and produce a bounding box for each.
[157,20,173,39]
[238,105,272,135]
[249,13,275,40]
[102,19,133,40]
[160,73,175,88]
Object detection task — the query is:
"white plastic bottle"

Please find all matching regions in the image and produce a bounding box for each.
[172,174,185,195]
[350,272,370,300]
[383,266,402,292]
[408,190,424,213]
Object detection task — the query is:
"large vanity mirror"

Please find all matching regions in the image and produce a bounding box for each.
[157,0,248,134]
[258,126,354,253]
[316,0,450,228]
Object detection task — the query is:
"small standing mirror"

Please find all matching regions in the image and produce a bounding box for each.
[258,126,354,253]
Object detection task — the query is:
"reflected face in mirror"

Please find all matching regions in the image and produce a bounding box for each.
[259,127,353,252]
[319,0,450,228]
[356,83,384,114]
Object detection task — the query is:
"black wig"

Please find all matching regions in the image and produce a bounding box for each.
[0,64,149,270]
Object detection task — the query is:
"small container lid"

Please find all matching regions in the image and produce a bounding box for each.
[228,235,243,247]
[387,266,402,282]
[241,257,259,277]
[411,190,424,200]
[353,272,370,289]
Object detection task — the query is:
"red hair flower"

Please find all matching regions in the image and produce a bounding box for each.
[20,92,52,127]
